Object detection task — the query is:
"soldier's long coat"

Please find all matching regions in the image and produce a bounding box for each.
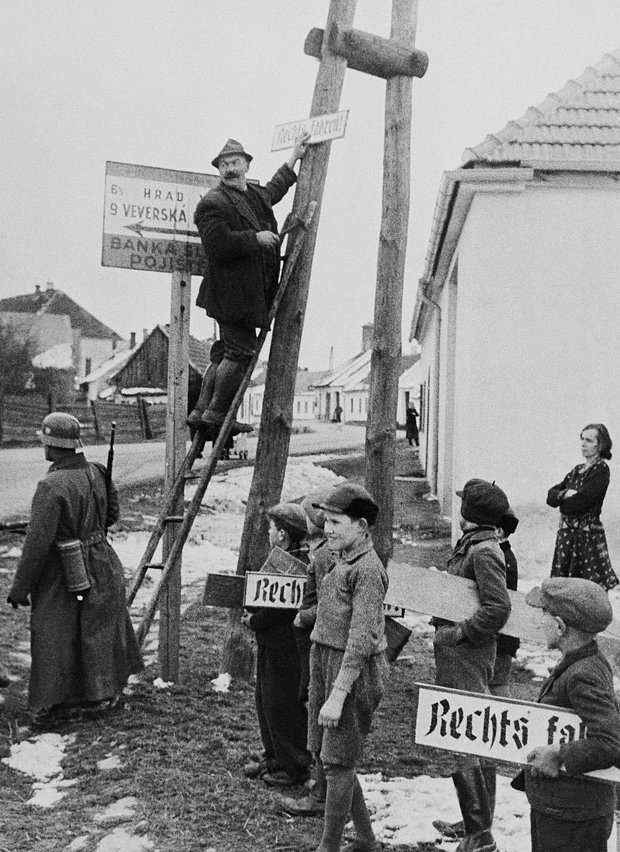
[9,453,143,710]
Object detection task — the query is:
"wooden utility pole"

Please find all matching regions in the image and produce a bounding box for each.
[366,0,418,565]
[220,0,427,676]
[220,0,358,679]
[158,268,191,680]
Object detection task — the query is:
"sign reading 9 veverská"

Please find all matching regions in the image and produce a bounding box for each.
[102,161,220,275]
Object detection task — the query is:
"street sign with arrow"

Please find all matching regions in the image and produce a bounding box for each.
[102,161,220,274]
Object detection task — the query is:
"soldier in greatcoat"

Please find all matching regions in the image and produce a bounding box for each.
[7,413,143,726]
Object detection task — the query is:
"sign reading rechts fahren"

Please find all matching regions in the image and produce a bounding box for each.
[415,683,620,783]
[271,110,349,152]
[102,161,220,275]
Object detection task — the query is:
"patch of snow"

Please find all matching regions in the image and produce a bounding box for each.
[97,754,123,771]
[94,796,139,824]
[153,677,174,690]
[94,828,154,852]
[4,546,23,558]
[211,672,231,693]
[32,343,73,369]
[3,732,75,782]
[64,837,90,852]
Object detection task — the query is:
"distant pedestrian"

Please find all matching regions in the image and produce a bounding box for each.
[7,413,143,727]
[405,403,419,447]
[241,502,312,788]
[547,423,618,590]
[331,405,343,424]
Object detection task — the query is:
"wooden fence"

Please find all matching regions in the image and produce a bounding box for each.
[0,394,168,446]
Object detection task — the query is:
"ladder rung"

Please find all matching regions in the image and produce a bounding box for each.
[163,516,184,523]
[145,563,164,570]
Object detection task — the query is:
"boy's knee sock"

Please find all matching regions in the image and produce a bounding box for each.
[316,763,355,852]
[313,753,327,802]
[349,775,375,843]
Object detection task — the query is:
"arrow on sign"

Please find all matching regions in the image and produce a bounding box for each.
[125,221,198,239]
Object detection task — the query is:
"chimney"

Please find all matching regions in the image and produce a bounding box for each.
[46,280,54,292]
[35,284,41,295]
[361,323,374,353]
[130,331,136,349]
[142,328,148,341]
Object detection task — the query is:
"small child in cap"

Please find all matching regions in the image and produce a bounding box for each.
[307,481,388,852]
[520,576,620,852]
[432,478,512,852]
[241,502,311,788]
[280,488,336,817]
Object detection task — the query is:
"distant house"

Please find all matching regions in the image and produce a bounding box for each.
[241,367,325,424]
[0,281,125,378]
[82,325,211,406]
[314,323,419,424]
[410,47,620,521]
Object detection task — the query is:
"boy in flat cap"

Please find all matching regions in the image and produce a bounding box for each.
[241,502,311,788]
[280,488,336,818]
[521,576,620,852]
[432,479,512,852]
[307,481,388,852]
[190,131,310,437]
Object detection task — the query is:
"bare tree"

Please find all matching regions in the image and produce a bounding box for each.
[0,323,35,442]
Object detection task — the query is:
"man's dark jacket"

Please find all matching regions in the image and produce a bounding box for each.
[194,163,297,329]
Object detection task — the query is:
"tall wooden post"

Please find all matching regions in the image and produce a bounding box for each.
[158,268,191,680]
[220,0,358,678]
[366,0,417,565]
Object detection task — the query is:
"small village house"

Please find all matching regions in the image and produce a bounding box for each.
[0,282,125,380]
[410,48,620,547]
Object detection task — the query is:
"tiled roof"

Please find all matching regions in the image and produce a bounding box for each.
[463,48,620,166]
[0,287,123,341]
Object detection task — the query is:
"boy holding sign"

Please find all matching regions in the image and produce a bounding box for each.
[521,577,620,852]
[307,482,388,852]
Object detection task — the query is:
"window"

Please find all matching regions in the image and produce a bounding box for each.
[85,358,92,375]
[350,398,354,413]
[358,398,362,413]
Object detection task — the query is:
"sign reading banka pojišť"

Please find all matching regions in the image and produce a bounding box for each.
[271,111,349,152]
[415,683,620,783]
[102,161,220,274]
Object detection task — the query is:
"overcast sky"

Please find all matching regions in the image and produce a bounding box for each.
[2,1,620,369]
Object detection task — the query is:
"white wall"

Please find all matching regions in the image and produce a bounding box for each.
[451,182,620,536]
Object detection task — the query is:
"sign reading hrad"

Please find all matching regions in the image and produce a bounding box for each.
[415,683,620,783]
[271,110,349,152]
[102,161,220,275]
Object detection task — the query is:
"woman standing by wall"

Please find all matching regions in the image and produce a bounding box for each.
[547,423,618,591]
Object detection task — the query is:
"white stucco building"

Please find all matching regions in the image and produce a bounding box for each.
[410,48,620,552]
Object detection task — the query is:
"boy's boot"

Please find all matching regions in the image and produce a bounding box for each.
[452,766,498,852]
[201,358,253,433]
[315,763,355,852]
[341,775,380,851]
[434,762,495,841]
[280,753,327,816]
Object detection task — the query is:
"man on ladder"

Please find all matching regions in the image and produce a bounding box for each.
[188,130,310,438]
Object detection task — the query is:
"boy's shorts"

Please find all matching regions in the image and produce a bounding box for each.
[308,643,387,767]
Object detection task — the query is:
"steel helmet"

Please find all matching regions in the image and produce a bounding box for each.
[37,412,83,449]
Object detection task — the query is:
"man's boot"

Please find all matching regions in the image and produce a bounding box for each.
[186,362,218,431]
[434,764,495,841]
[452,766,498,852]
[201,358,253,433]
